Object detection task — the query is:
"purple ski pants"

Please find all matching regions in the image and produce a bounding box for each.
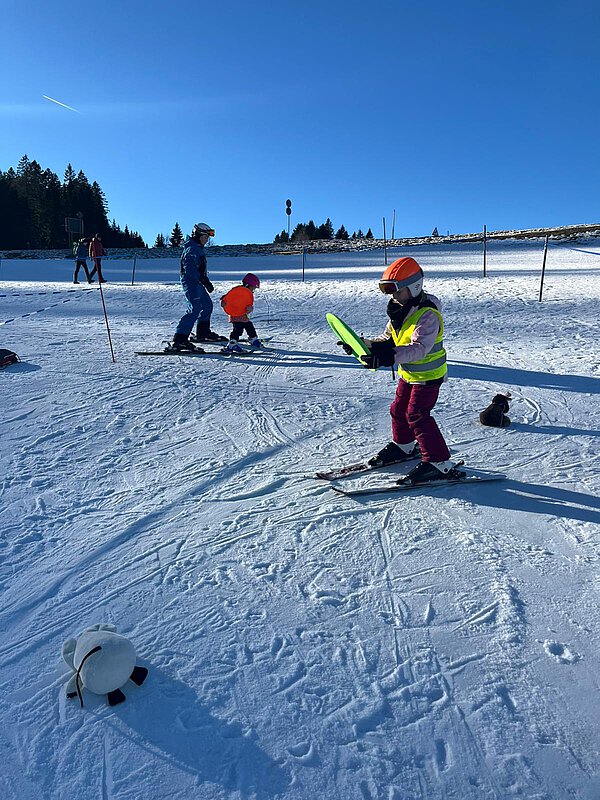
[390,379,450,463]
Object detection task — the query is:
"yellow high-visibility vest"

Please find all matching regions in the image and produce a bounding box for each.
[391,306,447,383]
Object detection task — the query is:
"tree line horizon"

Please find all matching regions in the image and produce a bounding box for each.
[1,155,375,250]
[273,219,374,243]
[0,155,146,250]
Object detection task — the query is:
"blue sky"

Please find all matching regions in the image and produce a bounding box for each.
[2,1,599,245]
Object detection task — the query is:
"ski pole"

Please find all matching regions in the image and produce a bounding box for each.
[97,283,116,363]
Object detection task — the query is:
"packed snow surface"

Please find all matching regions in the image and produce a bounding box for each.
[1,241,599,799]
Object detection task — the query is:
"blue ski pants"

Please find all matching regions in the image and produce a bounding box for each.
[175,282,213,336]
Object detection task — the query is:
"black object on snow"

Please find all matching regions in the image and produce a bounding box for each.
[0,349,19,369]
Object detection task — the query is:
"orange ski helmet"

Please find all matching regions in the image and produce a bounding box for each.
[379,257,423,298]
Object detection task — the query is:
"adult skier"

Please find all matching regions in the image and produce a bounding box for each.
[72,238,92,284]
[355,257,459,484]
[171,222,226,351]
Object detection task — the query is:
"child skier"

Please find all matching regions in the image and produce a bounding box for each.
[220,273,263,352]
[354,257,459,484]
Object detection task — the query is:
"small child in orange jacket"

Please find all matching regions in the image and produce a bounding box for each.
[220,273,262,351]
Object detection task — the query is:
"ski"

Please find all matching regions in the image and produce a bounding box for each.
[218,348,258,357]
[315,454,420,481]
[136,350,208,357]
[135,350,254,358]
[331,472,505,497]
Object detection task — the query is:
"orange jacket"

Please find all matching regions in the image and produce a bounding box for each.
[221,285,254,319]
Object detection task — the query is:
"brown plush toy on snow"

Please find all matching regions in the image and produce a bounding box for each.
[479,392,511,428]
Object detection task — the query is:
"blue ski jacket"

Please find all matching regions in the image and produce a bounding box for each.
[180,237,210,290]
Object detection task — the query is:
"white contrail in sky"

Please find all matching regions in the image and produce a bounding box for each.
[43,95,80,113]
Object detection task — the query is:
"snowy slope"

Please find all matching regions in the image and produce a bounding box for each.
[0,241,599,799]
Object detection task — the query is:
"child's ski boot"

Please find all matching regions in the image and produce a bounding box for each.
[368,441,420,468]
[398,460,463,486]
[223,339,245,353]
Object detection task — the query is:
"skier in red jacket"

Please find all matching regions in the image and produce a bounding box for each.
[220,273,263,352]
[88,234,107,283]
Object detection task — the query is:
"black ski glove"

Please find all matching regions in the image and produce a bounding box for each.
[361,352,397,369]
[203,278,214,293]
[337,340,355,356]
[360,339,396,370]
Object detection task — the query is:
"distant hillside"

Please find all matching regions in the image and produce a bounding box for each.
[2,221,599,259]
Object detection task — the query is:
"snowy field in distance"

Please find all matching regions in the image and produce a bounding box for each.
[0,240,599,799]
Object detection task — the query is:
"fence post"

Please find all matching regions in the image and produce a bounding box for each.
[131,255,137,286]
[538,235,549,302]
[483,224,487,277]
[301,247,306,282]
[383,217,388,265]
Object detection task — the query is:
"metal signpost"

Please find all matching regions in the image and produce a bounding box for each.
[286,199,292,239]
[65,215,84,249]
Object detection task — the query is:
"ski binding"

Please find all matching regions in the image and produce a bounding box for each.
[315,453,420,481]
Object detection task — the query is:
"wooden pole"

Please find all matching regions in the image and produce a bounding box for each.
[391,209,396,240]
[301,247,306,282]
[538,235,549,302]
[383,217,388,265]
[131,255,137,286]
[483,224,487,277]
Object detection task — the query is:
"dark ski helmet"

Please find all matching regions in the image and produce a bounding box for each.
[242,273,260,289]
[192,222,215,239]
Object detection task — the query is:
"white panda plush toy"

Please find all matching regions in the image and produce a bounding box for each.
[62,623,148,707]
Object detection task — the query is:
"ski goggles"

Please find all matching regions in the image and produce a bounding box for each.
[378,280,404,294]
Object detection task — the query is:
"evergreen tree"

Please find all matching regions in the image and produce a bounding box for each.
[43,169,63,247]
[131,231,145,248]
[335,225,349,240]
[16,154,31,177]
[154,233,166,247]
[291,222,309,242]
[315,218,334,240]
[89,181,109,238]
[63,163,77,184]
[365,228,374,239]
[169,222,183,247]
[16,157,47,247]
[0,170,28,248]
[357,229,364,238]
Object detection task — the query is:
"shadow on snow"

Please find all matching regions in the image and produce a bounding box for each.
[450,360,600,395]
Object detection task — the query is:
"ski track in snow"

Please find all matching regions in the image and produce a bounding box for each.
[1,243,599,799]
